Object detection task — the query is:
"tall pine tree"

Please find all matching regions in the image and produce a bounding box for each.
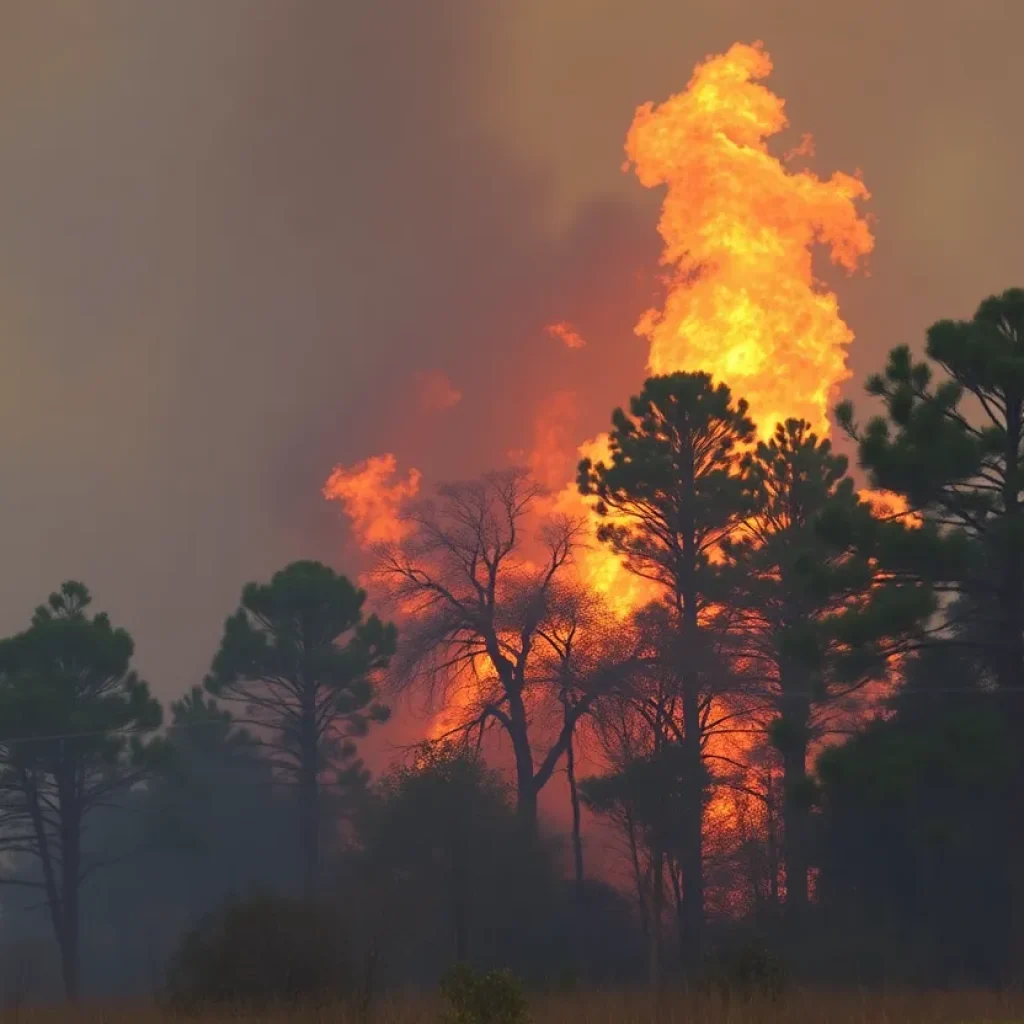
[206,561,394,898]
[0,583,164,999]
[578,371,754,969]
[722,420,905,926]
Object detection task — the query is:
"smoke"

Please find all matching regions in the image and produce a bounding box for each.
[0,0,1022,723]
[0,2,653,706]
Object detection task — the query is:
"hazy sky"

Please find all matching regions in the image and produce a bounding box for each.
[1,1,1022,713]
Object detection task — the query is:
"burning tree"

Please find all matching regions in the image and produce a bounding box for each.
[371,469,633,830]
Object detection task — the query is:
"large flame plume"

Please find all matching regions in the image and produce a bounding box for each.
[547,41,878,611]
[627,41,873,436]
[326,41,876,566]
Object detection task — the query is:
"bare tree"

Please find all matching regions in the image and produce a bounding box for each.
[372,469,630,829]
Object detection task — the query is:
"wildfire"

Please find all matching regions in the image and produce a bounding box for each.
[547,40,878,611]
[322,454,420,548]
[542,435,660,618]
[324,42,883,780]
[627,40,873,436]
[859,487,923,528]
[546,321,587,350]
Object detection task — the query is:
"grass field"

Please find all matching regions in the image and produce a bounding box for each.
[2,990,1023,1023]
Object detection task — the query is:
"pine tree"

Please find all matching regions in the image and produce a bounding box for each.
[0,582,164,999]
[837,287,1024,700]
[722,420,891,925]
[578,371,755,969]
[206,560,394,898]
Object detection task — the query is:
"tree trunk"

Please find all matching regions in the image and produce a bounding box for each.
[514,759,537,829]
[782,741,809,925]
[24,772,63,971]
[299,700,320,900]
[508,691,537,831]
[999,395,1024,981]
[57,774,81,1002]
[679,680,705,973]
[648,846,664,988]
[625,809,650,944]
[566,731,585,893]
[59,844,81,1001]
[999,397,1024,708]
[778,656,812,932]
[678,525,706,974]
[566,730,585,976]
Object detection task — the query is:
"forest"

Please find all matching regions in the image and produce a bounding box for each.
[1,287,1023,1023]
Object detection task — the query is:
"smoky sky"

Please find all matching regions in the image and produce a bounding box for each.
[1,0,1022,721]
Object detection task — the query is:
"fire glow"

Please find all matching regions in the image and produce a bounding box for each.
[627,41,873,437]
[324,40,875,743]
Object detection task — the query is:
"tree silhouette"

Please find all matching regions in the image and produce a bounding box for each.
[206,560,394,898]
[837,286,1024,974]
[816,641,1015,985]
[837,287,1024,700]
[355,743,526,965]
[372,470,631,829]
[579,371,755,970]
[721,420,892,925]
[0,582,164,999]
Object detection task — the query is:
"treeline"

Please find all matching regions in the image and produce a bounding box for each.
[0,288,1022,1002]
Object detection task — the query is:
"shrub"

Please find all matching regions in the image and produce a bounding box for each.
[439,962,530,1024]
[165,891,350,1011]
[702,940,788,1003]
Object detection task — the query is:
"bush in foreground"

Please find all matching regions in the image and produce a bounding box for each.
[702,941,788,1004]
[164,891,350,1011]
[439,962,530,1024]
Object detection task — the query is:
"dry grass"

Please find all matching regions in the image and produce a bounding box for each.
[1,989,1023,1024]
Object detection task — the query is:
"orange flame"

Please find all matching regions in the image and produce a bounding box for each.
[858,487,923,528]
[539,40,876,615]
[508,390,580,491]
[546,321,587,350]
[322,453,421,547]
[626,40,873,436]
[541,434,660,618]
